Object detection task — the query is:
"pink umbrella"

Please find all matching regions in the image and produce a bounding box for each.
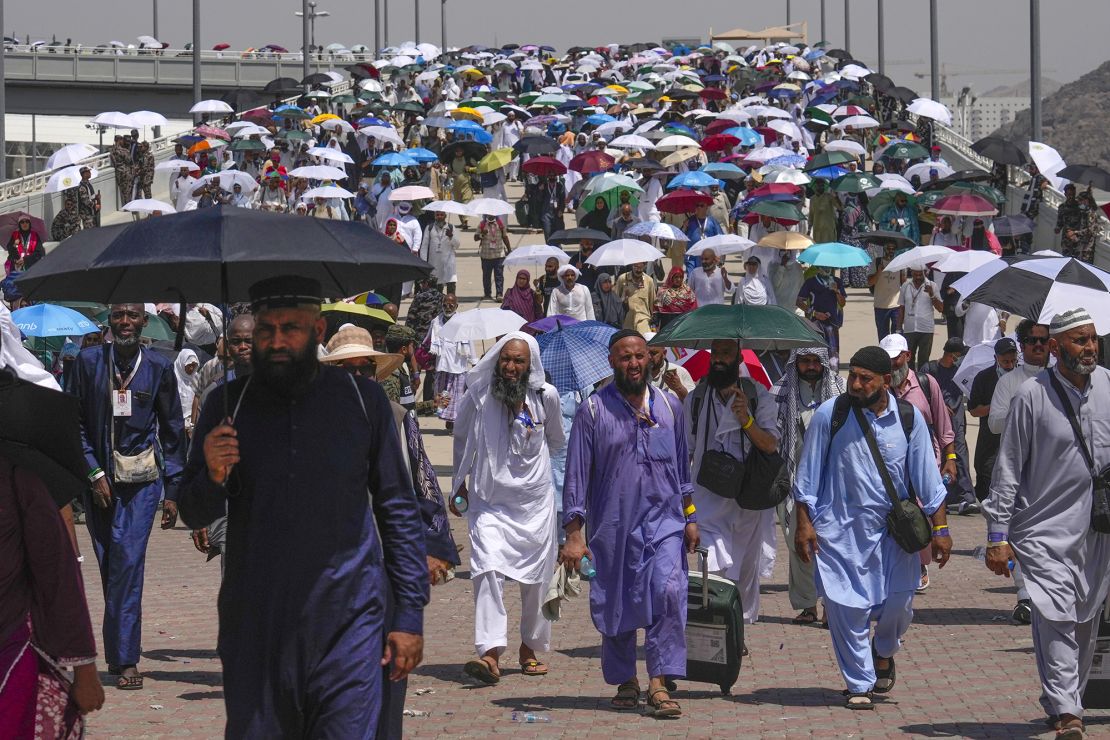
[194,124,231,141]
[930,193,997,217]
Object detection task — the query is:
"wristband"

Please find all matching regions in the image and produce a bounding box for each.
[742,416,754,430]
[945,453,958,461]
[932,527,950,537]
[683,503,696,517]
[986,540,1008,548]
[987,531,1007,543]
[931,524,949,532]
[685,512,698,523]
[87,467,103,481]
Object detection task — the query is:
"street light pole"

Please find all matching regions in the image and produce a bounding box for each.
[876,0,884,75]
[0,0,6,181]
[384,0,389,48]
[415,0,420,44]
[844,0,851,54]
[192,0,201,120]
[820,0,826,45]
[301,0,310,85]
[441,0,446,51]
[374,0,380,53]
[1030,0,1042,141]
[153,0,159,42]
[929,0,939,100]
[787,0,791,25]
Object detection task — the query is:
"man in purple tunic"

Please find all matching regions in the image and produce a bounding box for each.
[561,329,699,719]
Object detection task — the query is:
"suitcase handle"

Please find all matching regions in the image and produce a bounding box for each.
[695,546,709,609]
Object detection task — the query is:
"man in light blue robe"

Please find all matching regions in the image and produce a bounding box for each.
[561,330,699,718]
[793,346,949,709]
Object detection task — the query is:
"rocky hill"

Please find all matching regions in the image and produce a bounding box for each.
[994,60,1110,168]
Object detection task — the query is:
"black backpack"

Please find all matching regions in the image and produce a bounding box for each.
[826,393,918,499]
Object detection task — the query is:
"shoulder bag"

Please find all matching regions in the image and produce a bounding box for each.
[1048,371,1110,534]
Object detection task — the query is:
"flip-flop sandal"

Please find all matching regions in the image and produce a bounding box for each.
[872,645,896,694]
[611,680,640,710]
[844,691,874,710]
[116,674,144,691]
[792,608,819,625]
[1056,718,1086,739]
[519,659,548,677]
[463,658,500,685]
[647,688,681,719]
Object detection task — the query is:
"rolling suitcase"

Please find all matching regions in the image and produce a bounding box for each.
[684,547,744,695]
[514,199,530,229]
[1083,596,1110,708]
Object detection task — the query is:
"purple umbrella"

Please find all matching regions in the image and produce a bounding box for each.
[526,314,580,333]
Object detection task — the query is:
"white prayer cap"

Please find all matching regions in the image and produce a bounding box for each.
[557,264,581,278]
[1050,307,1093,335]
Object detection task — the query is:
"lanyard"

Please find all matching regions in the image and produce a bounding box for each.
[110,346,143,391]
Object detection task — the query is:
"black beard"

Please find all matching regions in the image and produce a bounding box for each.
[707,360,740,390]
[798,368,823,383]
[1059,349,1097,376]
[252,337,319,396]
[614,363,649,396]
[491,371,529,408]
[847,388,883,408]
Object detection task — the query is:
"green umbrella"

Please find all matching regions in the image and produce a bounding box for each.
[917,190,945,209]
[804,150,857,172]
[275,107,312,120]
[868,190,919,219]
[517,92,540,105]
[230,139,267,152]
[331,94,359,104]
[804,107,835,126]
[276,129,311,141]
[749,200,803,222]
[648,304,827,351]
[831,172,880,193]
[944,182,1005,206]
[881,141,929,160]
[92,310,176,342]
[391,101,425,114]
[581,174,644,212]
[52,301,107,320]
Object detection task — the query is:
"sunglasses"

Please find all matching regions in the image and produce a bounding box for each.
[343,363,376,376]
[1022,336,1050,346]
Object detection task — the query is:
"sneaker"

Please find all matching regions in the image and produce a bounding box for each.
[1012,599,1032,624]
[916,565,930,593]
[958,501,981,516]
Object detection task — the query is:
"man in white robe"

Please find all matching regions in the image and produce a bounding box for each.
[451,333,565,684]
[421,212,460,295]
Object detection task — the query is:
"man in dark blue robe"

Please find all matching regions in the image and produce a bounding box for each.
[178,276,428,739]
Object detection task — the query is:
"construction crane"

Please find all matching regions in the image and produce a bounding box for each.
[913,64,1057,97]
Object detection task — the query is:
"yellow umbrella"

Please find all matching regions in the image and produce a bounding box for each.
[320,302,395,324]
[451,107,484,123]
[476,147,515,174]
[460,68,486,80]
[757,231,813,250]
[773,83,802,92]
[310,113,341,125]
[598,84,629,96]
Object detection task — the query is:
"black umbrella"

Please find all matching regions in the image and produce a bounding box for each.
[971,136,1028,166]
[513,136,559,156]
[548,228,611,244]
[438,141,487,164]
[825,48,851,60]
[920,170,993,191]
[220,88,263,112]
[16,206,430,304]
[887,86,918,104]
[879,119,915,133]
[857,230,916,249]
[264,77,301,94]
[345,63,378,80]
[866,73,894,93]
[300,72,333,86]
[991,215,1036,237]
[662,88,699,101]
[1056,164,1110,191]
[624,157,666,172]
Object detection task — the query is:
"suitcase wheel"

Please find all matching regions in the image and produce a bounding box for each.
[720,686,731,696]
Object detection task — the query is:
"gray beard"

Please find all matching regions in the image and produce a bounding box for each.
[891,364,909,387]
[114,334,141,348]
[1059,350,1097,376]
[491,373,529,408]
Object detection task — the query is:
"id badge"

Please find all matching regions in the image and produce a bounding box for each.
[112,390,133,417]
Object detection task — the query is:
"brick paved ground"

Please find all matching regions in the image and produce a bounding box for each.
[76,183,1110,738]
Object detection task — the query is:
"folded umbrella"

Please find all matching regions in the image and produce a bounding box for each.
[797,242,871,268]
[440,307,527,341]
[648,304,826,351]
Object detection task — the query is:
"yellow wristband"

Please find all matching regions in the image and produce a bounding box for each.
[932,524,949,532]
[683,504,696,517]
[742,416,754,430]
[945,453,958,460]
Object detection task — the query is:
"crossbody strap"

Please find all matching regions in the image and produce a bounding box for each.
[1048,370,1097,474]
[852,406,903,509]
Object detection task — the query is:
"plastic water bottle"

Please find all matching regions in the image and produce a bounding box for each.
[973,545,1015,570]
[942,473,953,486]
[510,712,551,723]
[579,556,596,579]
[452,493,468,514]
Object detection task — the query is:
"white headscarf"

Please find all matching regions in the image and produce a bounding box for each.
[465,331,546,395]
[173,349,200,422]
[0,304,60,390]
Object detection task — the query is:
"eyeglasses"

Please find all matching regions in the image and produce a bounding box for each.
[1022,336,1050,346]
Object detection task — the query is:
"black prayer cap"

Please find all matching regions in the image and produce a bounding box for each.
[942,337,967,355]
[249,275,323,312]
[609,328,646,349]
[848,346,891,375]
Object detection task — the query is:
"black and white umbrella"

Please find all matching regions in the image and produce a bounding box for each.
[951,255,1110,332]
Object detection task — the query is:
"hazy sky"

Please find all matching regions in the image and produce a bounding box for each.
[7,0,1108,97]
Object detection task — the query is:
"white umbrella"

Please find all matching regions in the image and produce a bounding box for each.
[585,239,665,267]
[304,185,355,199]
[767,119,804,142]
[290,165,349,181]
[763,168,812,185]
[389,185,436,202]
[684,234,756,257]
[594,120,633,138]
[423,200,471,216]
[1028,141,1067,190]
[307,147,355,164]
[904,161,955,181]
[907,98,952,126]
[868,174,916,197]
[883,245,954,273]
[44,166,96,193]
[482,111,507,126]
[503,244,570,266]
[122,198,176,214]
[231,123,273,138]
[654,134,701,152]
[746,146,794,162]
[824,139,867,157]
[91,111,138,129]
[835,115,880,130]
[190,99,234,114]
[440,307,527,342]
[609,134,655,150]
[156,159,201,172]
[623,221,688,241]
[137,35,161,47]
[933,250,999,275]
[466,198,514,217]
[200,170,259,192]
[952,340,1006,396]
[45,143,98,170]
[360,127,405,148]
[129,110,168,127]
[319,118,356,134]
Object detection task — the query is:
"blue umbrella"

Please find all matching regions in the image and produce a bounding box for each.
[724,126,765,147]
[373,152,418,167]
[701,162,745,180]
[765,154,808,169]
[797,242,872,268]
[667,170,719,189]
[405,147,439,163]
[664,123,697,138]
[536,323,615,393]
[357,117,390,127]
[559,319,619,347]
[447,120,493,144]
[586,113,616,126]
[11,304,97,338]
[807,165,851,180]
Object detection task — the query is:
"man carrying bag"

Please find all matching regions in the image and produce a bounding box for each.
[792,346,951,710]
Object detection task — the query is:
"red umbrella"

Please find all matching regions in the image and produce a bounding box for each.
[930,193,998,217]
[241,108,274,123]
[568,150,615,173]
[0,211,48,243]
[668,347,771,389]
[753,127,778,145]
[212,43,231,51]
[656,189,713,214]
[521,156,567,177]
[703,119,737,137]
[700,134,740,152]
[195,124,231,141]
[698,88,728,101]
[748,183,802,197]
